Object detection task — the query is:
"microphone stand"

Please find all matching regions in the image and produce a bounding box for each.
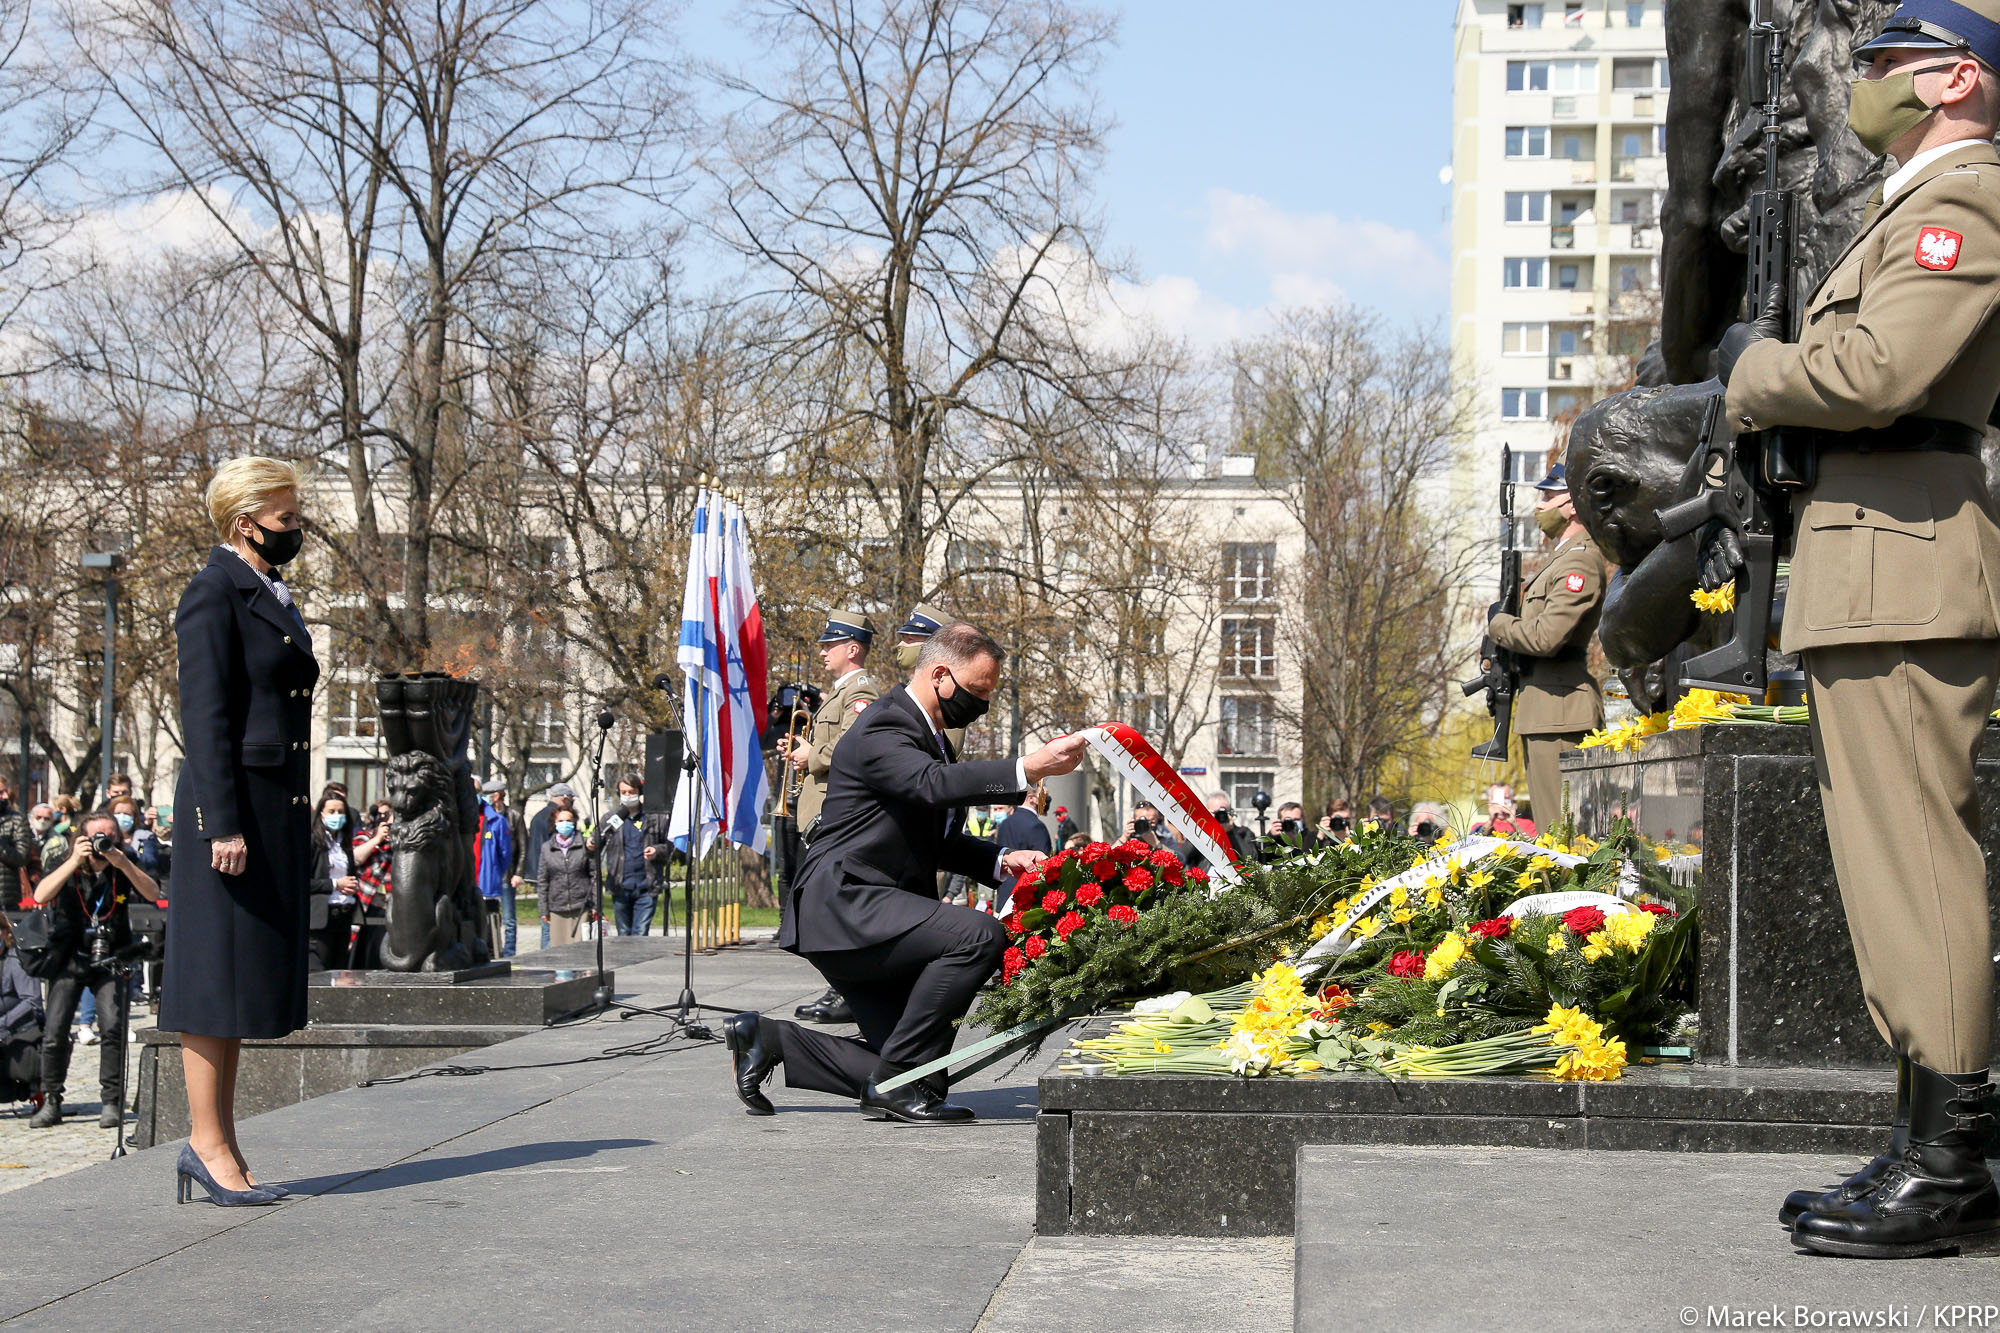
[589,709,614,1013]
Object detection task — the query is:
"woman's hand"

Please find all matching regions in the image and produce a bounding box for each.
[336,876,359,893]
[211,834,248,876]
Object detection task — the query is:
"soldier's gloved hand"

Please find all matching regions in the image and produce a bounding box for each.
[1486,599,1503,624]
[1716,297,1784,385]
[1697,519,1746,593]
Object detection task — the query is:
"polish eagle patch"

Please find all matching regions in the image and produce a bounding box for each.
[1916,226,1963,272]
[852,700,869,715]
[1564,571,1587,593]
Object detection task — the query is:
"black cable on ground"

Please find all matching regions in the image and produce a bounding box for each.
[354,1014,721,1088]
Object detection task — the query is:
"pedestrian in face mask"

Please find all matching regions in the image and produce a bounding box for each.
[587,776,673,936]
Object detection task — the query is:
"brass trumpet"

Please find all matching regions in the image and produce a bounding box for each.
[773,703,814,818]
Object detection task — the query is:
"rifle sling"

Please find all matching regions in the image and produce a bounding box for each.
[1799,417,1983,458]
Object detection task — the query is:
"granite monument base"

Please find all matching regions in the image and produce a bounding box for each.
[130,938,680,1149]
[1561,724,2000,1068]
[1036,1063,1896,1237]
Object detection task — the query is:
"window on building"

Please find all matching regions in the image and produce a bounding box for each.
[1503,257,1547,289]
[1556,196,1583,225]
[1225,771,1277,814]
[1559,132,1589,160]
[1219,619,1277,680]
[945,538,1005,597]
[1221,542,1277,602]
[1501,388,1547,420]
[1550,59,1599,93]
[1617,197,1642,224]
[329,679,380,739]
[530,698,563,749]
[1504,126,1548,158]
[1507,451,1544,486]
[1554,327,1582,357]
[1502,322,1548,356]
[1657,57,1671,87]
[1506,60,1548,91]
[1506,4,1544,28]
[326,760,385,813]
[1612,58,1655,90]
[1504,191,1548,224]
[1620,130,1646,158]
[1218,696,1276,758]
[1617,263,1645,292]
[1655,124,1669,154]
[522,760,565,795]
[1563,2,1585,25]
[1626,1,1646,25]
[1556,262,1582,289]
[1123,692,1170,739]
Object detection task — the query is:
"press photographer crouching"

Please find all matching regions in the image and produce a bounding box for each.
[30,811,157,1128]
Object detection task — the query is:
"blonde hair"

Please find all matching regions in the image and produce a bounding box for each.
[207,457,302,540]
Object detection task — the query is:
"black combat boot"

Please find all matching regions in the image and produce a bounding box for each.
[1792,1063,2000,1259]
[1780,1055,1909,1225]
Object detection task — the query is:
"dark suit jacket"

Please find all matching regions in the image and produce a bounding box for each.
[993,806,1052,912]
[778,685,1025,954]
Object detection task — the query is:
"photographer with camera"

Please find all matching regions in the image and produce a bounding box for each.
[28,811,156,1128]
[1179,791,1261,871]
[1121,801,1167,852]
[1263,801,1325,858]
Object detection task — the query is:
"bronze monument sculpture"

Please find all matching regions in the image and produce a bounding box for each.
[375,673,494,973]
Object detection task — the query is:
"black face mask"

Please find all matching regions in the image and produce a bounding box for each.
[936,668,990,729]
[245,519,304,567]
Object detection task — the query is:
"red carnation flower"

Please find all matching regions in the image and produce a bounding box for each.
[1046,850,1073,870]
[1145,848,1179,870]
[1075,883,1105,908]
[1054,910,1087,941]
[1113,841,1148,863]
[1639,902,1675,917]
[1091,859,1118,881]
[1082,842,1112,864]
[1468,917,1513,939]
[1160,860,1185,886]
[1041,889,1068,914]
[1023,935,1047,960]
[1387,950,1426,979]
[1004,911,1027,937]
[1107,903,1138,927]
[1001,946,1026,983]
[1122,867,1155,894]
[1186,866,1209,886]
[1561,905,1607,935]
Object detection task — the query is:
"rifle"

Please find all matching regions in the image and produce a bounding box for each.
[1463,444,1522,762]
[1652,0,1799,695]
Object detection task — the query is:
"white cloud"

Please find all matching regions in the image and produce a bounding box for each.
[62,186,259,264]
[1202,188,1445,292]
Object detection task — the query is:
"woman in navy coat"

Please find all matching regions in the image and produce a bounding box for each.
[162,457,319,1203]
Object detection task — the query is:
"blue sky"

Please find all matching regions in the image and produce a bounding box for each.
[679,1,1458,345]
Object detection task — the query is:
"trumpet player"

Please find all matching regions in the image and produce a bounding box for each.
[779,609,880,1025]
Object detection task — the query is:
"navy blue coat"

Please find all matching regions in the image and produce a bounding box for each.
[992,806,1052,909]
[778,685,1024,954]
[160,547,320,1039]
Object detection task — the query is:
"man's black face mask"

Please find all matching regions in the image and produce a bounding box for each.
[937,667,990,729]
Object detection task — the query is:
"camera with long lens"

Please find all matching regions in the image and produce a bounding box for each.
[763,681,825,750]
[89,831,116,857]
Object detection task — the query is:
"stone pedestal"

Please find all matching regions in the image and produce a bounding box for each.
[1562,725,2000,1068]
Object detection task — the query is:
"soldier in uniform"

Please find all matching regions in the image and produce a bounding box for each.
[1485,464,1605,830]
[1712,2,2000,1259]
[894,603,968,751]
[778,609,881,1024]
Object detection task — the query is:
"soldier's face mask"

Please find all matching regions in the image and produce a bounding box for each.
[1848,60,1960,156]
[897,641,922,672]
[1535,504,1568,538]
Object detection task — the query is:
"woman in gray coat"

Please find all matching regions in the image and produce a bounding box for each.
[537,807,596,946]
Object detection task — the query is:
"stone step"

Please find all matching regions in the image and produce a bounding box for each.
[1038,1063,1897,1237]
[1292,1145,2000,1333]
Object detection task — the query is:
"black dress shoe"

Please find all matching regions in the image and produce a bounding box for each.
[1793,1064,2000,1259]
[859,1078,975,1124]
[794,987,841,1020]
[722,1012,779,1117]
[1781,1055,1910,1226]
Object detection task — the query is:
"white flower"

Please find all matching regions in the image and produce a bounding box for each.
[1224,1030,1273,1076]
[1132,991,1193,1016]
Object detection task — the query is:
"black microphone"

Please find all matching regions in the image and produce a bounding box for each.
[597,710,615,731]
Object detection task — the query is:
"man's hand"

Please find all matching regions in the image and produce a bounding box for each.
[510,874,524,889]
[1697,519,1746,592]
[211,834,248,876]
[643,845,658,861]
[1023,733,1089,782]
[336,875,359,894]
[68,833,93,865]
[1000,849,1045,878]
[1717,295,1783,385]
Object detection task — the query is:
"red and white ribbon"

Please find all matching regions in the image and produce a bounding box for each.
[1076,723,1242,888]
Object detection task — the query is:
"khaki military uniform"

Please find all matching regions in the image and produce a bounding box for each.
[1488,532,1606,830]
[1728,138,2000,1075]
[794,668,880,832]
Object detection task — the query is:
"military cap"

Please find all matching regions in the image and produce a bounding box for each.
[897,602,950,639]
[1533,463,1570,492]
[817,609,877,644]
[1857,0,2000,70]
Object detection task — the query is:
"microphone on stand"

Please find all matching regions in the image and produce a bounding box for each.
[590,707,616,1010]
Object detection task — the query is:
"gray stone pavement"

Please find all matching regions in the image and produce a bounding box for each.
[1296,1145,2000,1333]
[0,1006,150,1193]
[0,941,1288,1331]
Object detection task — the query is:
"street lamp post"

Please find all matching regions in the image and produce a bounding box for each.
[81,552,122,802]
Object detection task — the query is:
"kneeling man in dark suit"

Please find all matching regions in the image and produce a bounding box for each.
[726,622,1087,1123]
